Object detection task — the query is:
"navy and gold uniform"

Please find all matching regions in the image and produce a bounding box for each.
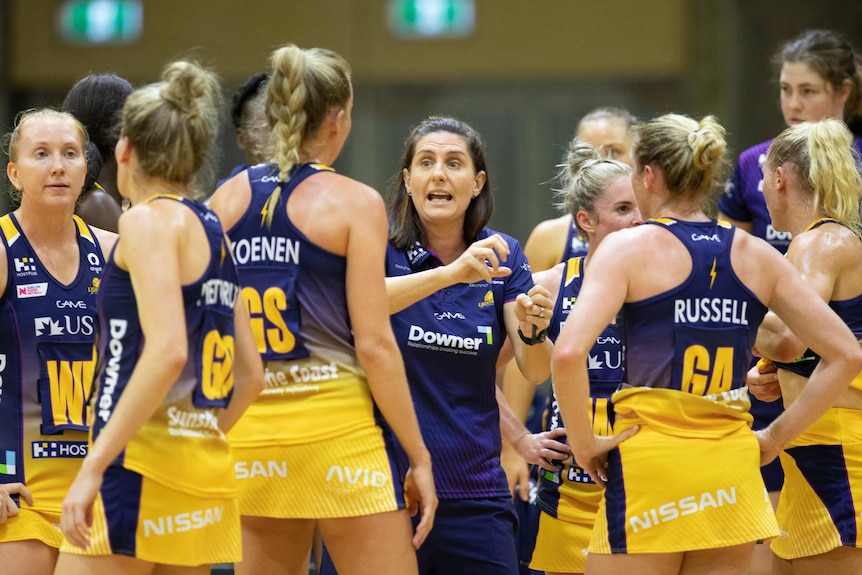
[517,233,586,575]
[0,213,104,548]
[769,218,862,559]
[60,196,242,565]
[530,256,620,573]
[589,219,778,555]
[773,219,861,382]
[561,221,589,261]
[227,163,404,519]
[719,138,862,494]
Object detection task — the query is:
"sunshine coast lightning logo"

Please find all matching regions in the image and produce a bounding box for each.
[709,258,717,289]
[478,290,494,308]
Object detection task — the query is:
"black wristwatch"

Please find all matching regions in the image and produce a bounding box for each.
[517,326,547,346]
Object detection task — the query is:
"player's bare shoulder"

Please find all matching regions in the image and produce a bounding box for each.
[530,215,570,239]
[317,171,385,213]
[532,262,566,302]
[208,170,252,231]
[91,227,118,256]
[595,222,663,260]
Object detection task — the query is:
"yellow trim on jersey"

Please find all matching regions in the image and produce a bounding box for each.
[256,163,335,226]
[0,214,20,244]
[72,214,96,244]
[804,217,839,232]
[653,217,733,230]
[649,217,677,226]
[564,256,583,286]
[309,163,335,172]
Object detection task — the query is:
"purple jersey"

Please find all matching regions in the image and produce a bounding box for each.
[0,214,104,507]
[91,196,240,497]
[386,229,533,498]
[561,221,589,261]
[92,196,239,441]
[228,162,358,368]
[719,135,862,253]
[773,218,862,379]
[620,219,766,394]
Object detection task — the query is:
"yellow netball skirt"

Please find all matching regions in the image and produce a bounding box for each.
[772,407,862,560]
[531,482,602,572]
[532,463,604,571]
[531,510,593,573]
[0,507,63,548]
[589,387,778,554]
[232,422,404,519]
[60,467,241,566]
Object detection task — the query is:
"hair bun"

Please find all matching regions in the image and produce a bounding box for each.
[160,61,217,119]
[688,117,726,170]
[566,140,600,176]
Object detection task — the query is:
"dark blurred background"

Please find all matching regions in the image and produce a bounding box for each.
[2,0,861,242]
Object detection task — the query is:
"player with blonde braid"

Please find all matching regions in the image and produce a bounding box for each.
[209,44,436,575]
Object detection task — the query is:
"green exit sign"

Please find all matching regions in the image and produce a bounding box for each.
[58,0,142,45]
[388,0,475,39]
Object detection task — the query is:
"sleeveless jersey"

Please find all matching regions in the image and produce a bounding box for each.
[521,221,586,437]
[770,218,862,557]
[619,219,766,400]
[537,256,621,518]
[386,229,534,499]
[590,220,778,555]
[561,221,589,261]
[226,163,374,448]
[774,218,862,386]
[0,213,104,513]
[228,163,313,362]
[91,195,239,498]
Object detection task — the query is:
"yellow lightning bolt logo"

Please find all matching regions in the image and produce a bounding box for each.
[709,258,717,289]
[260,196,271,227]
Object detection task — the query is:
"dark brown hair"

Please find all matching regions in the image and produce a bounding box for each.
[387,116,493,249]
